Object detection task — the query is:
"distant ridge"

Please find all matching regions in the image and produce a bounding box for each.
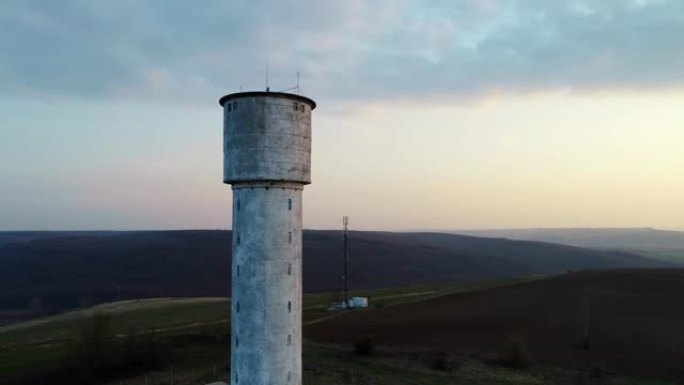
[0,230,668,324]
[453,227,684,253]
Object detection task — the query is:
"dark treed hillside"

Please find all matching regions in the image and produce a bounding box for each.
[0,230,667,320]
[0,231,122,246]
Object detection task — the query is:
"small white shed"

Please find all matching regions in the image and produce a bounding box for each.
[348,297,368,309]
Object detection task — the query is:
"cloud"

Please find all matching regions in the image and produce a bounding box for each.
[1,0,683,104]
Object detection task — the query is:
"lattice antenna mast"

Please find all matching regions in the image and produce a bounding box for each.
[278,68,302,94]
[343,216,349,309]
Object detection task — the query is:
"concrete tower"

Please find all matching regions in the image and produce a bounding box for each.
[220,91,316,385]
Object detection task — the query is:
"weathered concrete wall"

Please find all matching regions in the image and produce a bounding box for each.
[223,93,314,185]
[231,185,302,385]
[221,92,315,385]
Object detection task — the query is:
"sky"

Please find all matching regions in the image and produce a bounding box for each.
[1,0,684,231]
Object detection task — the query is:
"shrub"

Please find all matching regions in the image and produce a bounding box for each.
[341,370,356,383]
[354,335,375,356]
[499,336,533,369]
[123,328,162,370]
[579,335,591,350]
[588,361,610,379]
[425,349,449,371]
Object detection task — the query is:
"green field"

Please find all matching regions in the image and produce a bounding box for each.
[0,276,673,385]
[0,277,540,355]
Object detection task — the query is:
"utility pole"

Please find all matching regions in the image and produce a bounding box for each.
[343,216,349,309]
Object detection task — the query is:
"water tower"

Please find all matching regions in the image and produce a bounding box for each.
[220,91,316,385]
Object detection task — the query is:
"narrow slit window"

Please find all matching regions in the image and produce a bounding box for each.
[227,104,232,112]
[300,105,305,112]
[236,301,240,313]
[288,301,291,312]
[287,264,291,275]
[288,199,292,210]
[237,200,240,211]
[287,334,291,345]
[288,232,292,244]
[237,265,240,277]
[293,103,298,111]
[236,372,239,383]
[237,234,240,244]
[236,335,239,347]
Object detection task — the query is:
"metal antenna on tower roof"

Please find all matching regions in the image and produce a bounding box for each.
[296,71,300,94]
[266,60,270,92]
[296,58,301,94]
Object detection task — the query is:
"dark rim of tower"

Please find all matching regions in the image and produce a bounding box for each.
[219,91,316,110]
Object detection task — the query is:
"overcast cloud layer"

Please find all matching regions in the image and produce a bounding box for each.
[2,0,683,104]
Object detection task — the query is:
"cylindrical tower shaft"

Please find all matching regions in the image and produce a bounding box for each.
[220,92,315,385]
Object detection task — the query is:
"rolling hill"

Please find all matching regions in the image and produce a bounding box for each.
[0,230,667,322]
[305,268,684,381]
[5,276,670,385]
[455,227,684,248]
[454,228,684,263]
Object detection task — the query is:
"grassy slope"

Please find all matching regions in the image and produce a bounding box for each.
[0,276,674,385]
[301,343,672,385]
[0,278,537,383]
[0,277,543,349]
[306,269,684,383]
